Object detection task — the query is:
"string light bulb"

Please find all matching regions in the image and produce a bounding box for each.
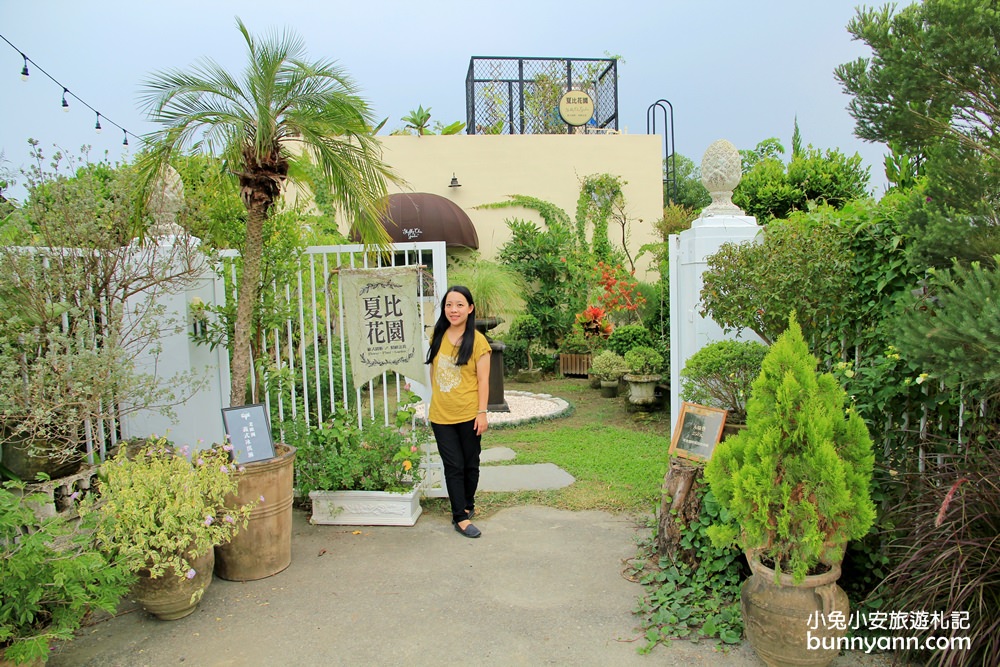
[3,34,136,145]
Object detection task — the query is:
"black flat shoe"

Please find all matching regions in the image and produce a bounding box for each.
[454,522,481,538]
[451,509,475,524]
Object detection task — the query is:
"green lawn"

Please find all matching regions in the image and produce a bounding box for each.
[424,377,671,518]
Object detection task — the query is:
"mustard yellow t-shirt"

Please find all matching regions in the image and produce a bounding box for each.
[428,330,492,424]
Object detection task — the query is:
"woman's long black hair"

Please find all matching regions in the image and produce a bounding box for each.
[426,285,476,366]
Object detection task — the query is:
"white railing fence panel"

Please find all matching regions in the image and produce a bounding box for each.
[218,241,449,495]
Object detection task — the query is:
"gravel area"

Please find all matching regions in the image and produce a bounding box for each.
[413,390,571,426]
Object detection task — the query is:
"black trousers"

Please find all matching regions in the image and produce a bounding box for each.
[431,419,481,524]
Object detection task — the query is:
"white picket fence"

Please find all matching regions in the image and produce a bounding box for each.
[217,240,451,496]
[218,241,447,426]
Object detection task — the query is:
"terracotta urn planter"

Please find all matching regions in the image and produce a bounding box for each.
[741,553,850,667]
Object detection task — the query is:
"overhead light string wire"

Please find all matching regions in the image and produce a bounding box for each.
[1,32,140,145]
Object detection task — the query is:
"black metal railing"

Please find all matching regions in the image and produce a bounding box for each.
[465,56,618,135]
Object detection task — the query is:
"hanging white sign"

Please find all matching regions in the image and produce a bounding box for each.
[340,266,425,388]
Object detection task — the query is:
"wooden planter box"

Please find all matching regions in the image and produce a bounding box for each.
[559,353,591,377]
[308,489,422,526]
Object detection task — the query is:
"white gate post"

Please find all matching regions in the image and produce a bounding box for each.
[119,236,230,451]
[669,140,762,437]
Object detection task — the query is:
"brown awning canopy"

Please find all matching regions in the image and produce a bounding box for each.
[350,192,479,249]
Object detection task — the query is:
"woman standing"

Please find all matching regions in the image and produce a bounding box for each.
[426,286,491,538]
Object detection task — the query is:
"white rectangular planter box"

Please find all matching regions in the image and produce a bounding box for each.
[308,489,422,526]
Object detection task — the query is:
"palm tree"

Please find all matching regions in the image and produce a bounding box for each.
[138,18,398,407]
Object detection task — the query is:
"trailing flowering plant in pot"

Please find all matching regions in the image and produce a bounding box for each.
[80,437,256,620]
[703,314,875,667]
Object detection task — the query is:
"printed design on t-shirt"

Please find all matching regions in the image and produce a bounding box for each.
[436,353,462,393]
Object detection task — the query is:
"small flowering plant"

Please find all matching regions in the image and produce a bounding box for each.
[81,436,256,580]
[575,305,613,340]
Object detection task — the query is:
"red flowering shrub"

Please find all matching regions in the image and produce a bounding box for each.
[594,262,645,322]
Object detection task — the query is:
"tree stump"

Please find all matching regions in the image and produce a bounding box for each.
[657,458,705,560]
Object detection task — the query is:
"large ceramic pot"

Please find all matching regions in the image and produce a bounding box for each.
[741,552,850,667]
[0,431,81,481]
[214,444,296,582]
[133,549,214,621]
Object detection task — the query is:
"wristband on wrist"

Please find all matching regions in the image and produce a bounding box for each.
[477,410,487,414]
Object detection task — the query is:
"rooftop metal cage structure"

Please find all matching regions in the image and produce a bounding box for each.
[465,56,619,135]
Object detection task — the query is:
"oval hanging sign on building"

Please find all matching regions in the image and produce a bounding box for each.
[558,90,595,126]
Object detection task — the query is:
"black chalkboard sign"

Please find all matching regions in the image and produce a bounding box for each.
[221,404,276,464]
[669,402,728,462]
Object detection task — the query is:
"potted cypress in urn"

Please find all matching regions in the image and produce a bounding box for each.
[703,315,875,667]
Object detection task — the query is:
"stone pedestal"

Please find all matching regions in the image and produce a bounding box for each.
[487,340,510,412]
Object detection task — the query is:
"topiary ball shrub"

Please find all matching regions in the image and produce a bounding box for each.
[679,339,768,423]
[624,346,664,376]
[590,349,628,382]
[606,324,656,357]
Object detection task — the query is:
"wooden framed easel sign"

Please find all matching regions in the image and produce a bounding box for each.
[669,402,728,462]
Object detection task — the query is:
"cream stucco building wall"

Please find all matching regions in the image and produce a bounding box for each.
[376,134,664,280]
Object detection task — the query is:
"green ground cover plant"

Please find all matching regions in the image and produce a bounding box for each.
[630,487,744,652]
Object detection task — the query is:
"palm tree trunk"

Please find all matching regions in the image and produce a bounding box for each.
[230,202,266,407]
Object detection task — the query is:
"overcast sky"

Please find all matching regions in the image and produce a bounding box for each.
[1,0,907,202]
